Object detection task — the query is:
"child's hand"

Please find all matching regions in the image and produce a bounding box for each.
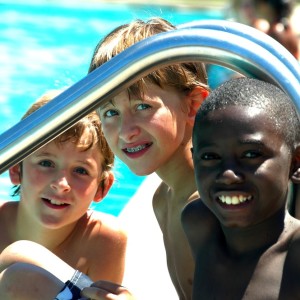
[80,280,136,300]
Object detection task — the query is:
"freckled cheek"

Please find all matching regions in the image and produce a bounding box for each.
[23,167,47,187]
[151,111,174,125]
[72,180,98,196]
[150,118,179,141]
[102,124,118,147]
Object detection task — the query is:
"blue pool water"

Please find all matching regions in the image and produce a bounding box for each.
[0,1,224,215]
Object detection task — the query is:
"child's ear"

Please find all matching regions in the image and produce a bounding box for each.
[93,171,114,203]
[9,164,21,185]
[186,86,209,125]
[291,145,300,184]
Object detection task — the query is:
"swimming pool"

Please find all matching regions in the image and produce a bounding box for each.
[0,1,224,215]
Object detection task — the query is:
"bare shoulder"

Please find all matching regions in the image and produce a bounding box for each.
[280,217,300,298]
[85,210,127,241]
[76,210,127,282]
[181,198,212,229]
[152,181,168,205]
[152,181,168,222]
[286,217,300,257]
[0,201,18,224]
[0,200,18,211]
[181,198,215,239]
[0,201,19,251]
[181,198,219,258]
[181,198,202,225]
[153,181,199,214]
[72,210,127,251]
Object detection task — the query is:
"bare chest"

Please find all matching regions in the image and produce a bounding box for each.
[194,245,287,300]
[157,203,194,300]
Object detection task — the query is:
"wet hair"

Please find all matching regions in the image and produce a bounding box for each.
[88,17,209,102]
[194,77,300,151]
[12,89,114,196]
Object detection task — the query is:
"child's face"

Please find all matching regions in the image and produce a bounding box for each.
[98,83,191,175]
[192,105,291,228]
[11,135,105,228]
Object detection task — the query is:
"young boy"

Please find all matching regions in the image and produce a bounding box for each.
[182,77,300,299]
[89,17,210,300]
[0,90,127,298]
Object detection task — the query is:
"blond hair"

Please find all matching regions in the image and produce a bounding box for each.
[12,90,114,196]
[88,17,209,99]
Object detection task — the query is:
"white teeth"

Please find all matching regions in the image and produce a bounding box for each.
[219,195,252,205]
[231,196,239,205]
[126,145,146,153]
[225,196,231,204]
[49,199,65,206]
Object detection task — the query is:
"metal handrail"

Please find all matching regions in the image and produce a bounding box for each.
[0,22,299,173]
[178,19,300,82]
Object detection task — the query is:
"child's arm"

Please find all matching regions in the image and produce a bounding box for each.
[0,240,75,283]
[0,241,95,299]
[279,230,300,298]
[81,280,136,300]
[0,262,65,300]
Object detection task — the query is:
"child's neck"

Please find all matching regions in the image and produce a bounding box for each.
[15,204,80,251]
[156,140,194,193]
[221,207,286,258]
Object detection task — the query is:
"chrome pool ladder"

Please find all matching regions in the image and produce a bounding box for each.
[0,20,299,173]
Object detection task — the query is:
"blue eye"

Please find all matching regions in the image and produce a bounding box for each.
[104,109,118,118]
[136,103,151,110]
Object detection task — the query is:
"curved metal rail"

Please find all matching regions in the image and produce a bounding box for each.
[178,19,300,82]
[0,22,299,173]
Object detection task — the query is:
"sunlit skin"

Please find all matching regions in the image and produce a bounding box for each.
[0,96,128,299]
[183,105,300,299]
[98,82,205,299]
[98,83,192,177]
[192,106,291,229]
[12,138,104,231]
[0,132,127,283]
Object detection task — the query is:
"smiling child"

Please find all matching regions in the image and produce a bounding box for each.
[182,77,300,299]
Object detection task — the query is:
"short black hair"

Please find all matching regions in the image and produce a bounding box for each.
[194,77,300,151]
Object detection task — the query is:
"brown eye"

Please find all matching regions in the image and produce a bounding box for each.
[201,152,220,160]
[39,160,53,168]
[243,150,262,158]
[74,167,88,175]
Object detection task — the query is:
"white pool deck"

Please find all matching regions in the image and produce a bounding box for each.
[118,173,178,299]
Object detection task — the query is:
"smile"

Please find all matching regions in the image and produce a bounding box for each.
[43,198,67,206]
[124,143,151,153]
[218,195,252,205]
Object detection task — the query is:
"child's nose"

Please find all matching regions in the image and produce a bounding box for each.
[50,175,71,192]
[119,115,140,142]
[216,168,243,185]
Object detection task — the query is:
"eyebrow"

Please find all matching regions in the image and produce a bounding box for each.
[77,157,98,167]
[99,99,115,110]
[35,151,54,157]
[35,152,97,167]
[196,138,265,149]
[239,139,264,146]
